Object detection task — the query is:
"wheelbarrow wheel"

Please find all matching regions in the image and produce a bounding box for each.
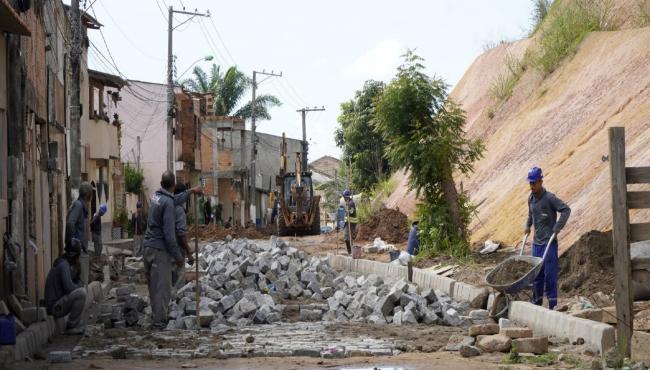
[489,292,510,319]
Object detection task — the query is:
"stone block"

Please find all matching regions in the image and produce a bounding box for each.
[499,317,514,329]
[632,331,650,365]
[468,323,500,336]
[572,308,604,322]
[512,336,548,354]
[7,295,23,318]
[219,295,236,313]
[0,301,10,315]
[500,327,533,339]
[198,309,215,327]
[459,344,481,357]
[445,334,475,351]
[299,309,323,321]
[477,334,512,353]
[48,350,71,363]
[20,307,47,325]
[376,296,394,317]
[84,324,104,337]
[469,309,489,320]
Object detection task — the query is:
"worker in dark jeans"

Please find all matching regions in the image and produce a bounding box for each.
[45,242,86,335]
[525,166,571,310]
[342,190,357,254]
[204,197,212,225]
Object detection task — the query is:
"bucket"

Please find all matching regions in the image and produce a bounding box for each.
[0,315,16,345]
[352,246,362,259]
[389,250,400,262]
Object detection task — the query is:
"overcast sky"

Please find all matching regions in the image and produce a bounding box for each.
[85,0,533,161]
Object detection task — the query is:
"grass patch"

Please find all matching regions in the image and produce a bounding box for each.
[637,0,650,27]
[487,107,495,119]
[560,353,583,367]
[531,0,611,74]
[489,52,526,103]
[503,347,557,366]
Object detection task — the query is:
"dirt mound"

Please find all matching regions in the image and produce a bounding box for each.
[187,224,269,241]
[559,230,614,296]
[489,260,535,285]
[356,207,409,244]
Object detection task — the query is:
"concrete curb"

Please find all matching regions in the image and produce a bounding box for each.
[508,301,615,354]
[10,281,107,361]
[328,255,488,306]
[327,254,615,354]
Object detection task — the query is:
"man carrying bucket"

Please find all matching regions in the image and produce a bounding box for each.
[525,166,571,310]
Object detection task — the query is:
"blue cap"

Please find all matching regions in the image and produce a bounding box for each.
[99,204,108,216]
[527,167,543,183]
[342,190,351,197]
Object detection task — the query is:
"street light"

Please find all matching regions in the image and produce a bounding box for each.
[177,55,214,81]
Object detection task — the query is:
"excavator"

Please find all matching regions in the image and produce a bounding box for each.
[276,133,321,236]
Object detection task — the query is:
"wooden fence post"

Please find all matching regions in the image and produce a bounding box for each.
[608,127,633,358]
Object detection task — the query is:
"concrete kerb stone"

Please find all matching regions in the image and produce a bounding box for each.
[508,301,615,354]
[412,268,455,296]
[452,282,489,309]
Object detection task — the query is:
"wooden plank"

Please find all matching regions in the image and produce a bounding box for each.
[627,191,650,209]
[626,167,650,184]
[609,127,633,357]
[630,223,650,243]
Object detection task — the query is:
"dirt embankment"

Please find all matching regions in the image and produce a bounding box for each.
[356,207,409,243]
[558,230,614,296]
[386,27,650,254]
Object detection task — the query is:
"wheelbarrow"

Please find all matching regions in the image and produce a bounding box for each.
[484,233,556,318]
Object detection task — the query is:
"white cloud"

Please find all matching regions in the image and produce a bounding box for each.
[344,39,404,80]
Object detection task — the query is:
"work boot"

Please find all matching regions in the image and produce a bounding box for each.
[345,241,352,255]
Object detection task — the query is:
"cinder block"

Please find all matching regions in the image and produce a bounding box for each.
[508,301,615,354]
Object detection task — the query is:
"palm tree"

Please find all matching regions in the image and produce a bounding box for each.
[181,64,281,120]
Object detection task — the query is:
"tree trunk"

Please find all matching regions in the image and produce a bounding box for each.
[441,166,465,239]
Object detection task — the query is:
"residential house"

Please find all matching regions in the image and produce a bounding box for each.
[118,81,203,214]
[0,0,76,302]
[200,116,302,226]
[82,69,125,238]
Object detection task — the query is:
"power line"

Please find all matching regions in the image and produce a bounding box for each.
[207,16,237,66]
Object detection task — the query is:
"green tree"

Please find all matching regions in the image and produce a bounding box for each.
[334,80,390,192]
[374,51,484,257]
[124,165,144,194]
[182,64,281,120]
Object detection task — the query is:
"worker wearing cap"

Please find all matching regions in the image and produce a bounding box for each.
[342,190,358,255]
[524,166,571,310]
[90,203,107,257]
[45,242,87,334]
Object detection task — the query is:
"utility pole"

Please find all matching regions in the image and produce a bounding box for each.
[166,5,210,172]
[296,106,325,170]
[249,70,281,224]
[136,135,141,171]
[70,0,82,194]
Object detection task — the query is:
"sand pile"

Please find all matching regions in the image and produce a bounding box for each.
[356,207,409,244]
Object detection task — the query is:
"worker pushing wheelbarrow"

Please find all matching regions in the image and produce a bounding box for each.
[485,167,571,317]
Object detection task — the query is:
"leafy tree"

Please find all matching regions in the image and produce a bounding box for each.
[374,51,484,257]
[124,165,144,194]
[182,64,281,120]
[334,80,390,192]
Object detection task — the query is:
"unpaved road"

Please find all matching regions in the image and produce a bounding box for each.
[18,352,512,370]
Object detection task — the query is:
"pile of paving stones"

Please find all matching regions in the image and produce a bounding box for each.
[92,237,486,333]
[158,236,480,331]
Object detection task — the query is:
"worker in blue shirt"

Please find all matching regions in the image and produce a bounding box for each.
[525,166,571,310]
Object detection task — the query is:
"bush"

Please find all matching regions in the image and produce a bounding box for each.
[125,165,144,194]
[489,52,526,103]
[530,0,552,35]
[531,0,607,74]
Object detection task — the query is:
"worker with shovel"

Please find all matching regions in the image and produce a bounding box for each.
[342,190,358,255]
[525,166,571,310]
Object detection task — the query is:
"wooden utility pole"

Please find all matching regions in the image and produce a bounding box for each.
[249,70,281,224]
[296,106,325,169]
[166,6,210,172]
[70,0,82,193]
[608,127,650,359]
